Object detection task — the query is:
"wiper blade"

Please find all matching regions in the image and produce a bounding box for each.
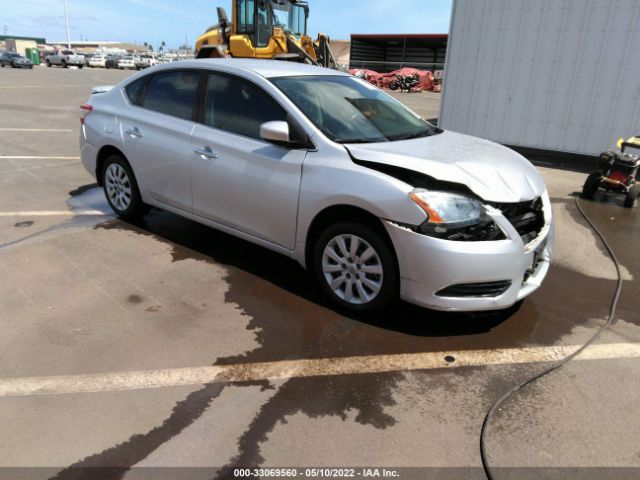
[388,130,433,141]
[334,138,387,144]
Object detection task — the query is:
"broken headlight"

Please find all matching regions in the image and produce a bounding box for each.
[409,189,505,241]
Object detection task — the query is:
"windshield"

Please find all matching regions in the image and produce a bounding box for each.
[9,53,22,58]
[62,50,74,55]
[271,1,307,36]
[272,75,439,143]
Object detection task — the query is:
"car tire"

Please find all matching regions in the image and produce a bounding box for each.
[102,155,147,219]
[623,184,640,208]
[46,60,51,67]
[61,60,67,68]
[78,65,83,69]
[582,172,601,199]
[313,221,398,312]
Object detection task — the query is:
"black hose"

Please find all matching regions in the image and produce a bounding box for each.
[480,196,624,480]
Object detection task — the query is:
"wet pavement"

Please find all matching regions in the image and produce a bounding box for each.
[1,67,639,480]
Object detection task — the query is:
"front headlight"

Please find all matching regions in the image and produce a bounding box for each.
[409,189,504,241]
[409,189,482,227]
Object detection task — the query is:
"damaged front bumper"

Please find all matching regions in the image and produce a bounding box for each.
[384,198,555,312]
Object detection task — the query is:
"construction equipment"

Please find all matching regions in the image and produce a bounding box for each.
[195,0,341,70]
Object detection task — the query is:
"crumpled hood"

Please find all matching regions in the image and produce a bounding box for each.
[346,130,545,203]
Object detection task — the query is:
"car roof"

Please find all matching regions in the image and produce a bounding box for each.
[154,58,350,79]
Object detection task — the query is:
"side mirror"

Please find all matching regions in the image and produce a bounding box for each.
[260,121,291,145]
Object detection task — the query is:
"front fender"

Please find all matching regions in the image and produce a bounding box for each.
[293,157,427,267]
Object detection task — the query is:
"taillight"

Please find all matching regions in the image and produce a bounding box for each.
[80,104,93,124]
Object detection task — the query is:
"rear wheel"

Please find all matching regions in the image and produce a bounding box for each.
[623,184,640,208]
[313,222,398,312]
[46,60,51,67]
[61,60,67,68]
[102,155,146,219]
[582,172,601,199]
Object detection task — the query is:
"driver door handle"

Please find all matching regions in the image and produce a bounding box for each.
[193,146,219,160]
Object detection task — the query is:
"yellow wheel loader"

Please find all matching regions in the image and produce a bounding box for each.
[195,0,341,70]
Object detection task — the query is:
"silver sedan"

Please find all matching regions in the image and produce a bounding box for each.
[79,59,554,312]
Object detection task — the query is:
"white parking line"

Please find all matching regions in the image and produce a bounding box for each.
[0,128,73,132]
[0,85,88,89]
[0,156,80,160]
[1,343,639,397]
[0,210,105,217]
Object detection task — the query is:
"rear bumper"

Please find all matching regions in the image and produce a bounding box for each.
[79,126,99,180]
[384,205,555,312]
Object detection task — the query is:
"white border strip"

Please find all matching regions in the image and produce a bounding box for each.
[1,343,638,397]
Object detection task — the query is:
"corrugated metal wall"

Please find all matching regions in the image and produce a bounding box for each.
[350,37,447,72]
[439,0,640,156]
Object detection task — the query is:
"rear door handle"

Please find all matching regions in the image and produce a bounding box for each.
[126,127,143,138]
[193,146,219,160]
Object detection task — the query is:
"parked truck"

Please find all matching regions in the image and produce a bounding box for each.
[134,54,157,70]
[45,49,85,68]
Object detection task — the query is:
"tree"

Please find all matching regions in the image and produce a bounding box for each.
[160,41,166,53]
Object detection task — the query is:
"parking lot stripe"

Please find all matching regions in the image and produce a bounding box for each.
[0,156,80,160]
[0,210,106,217]
[0,85,88,89]
[1,342,639,397]
[0,128,73,132]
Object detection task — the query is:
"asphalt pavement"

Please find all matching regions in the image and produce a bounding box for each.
[1,66,639,480]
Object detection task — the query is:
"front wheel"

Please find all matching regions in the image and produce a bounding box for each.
[389,81,399,91]
[623,184,640,208]
[102,155,146,219]
[313,222,398,312]
[61,60,67,68]
[582,172,601,199]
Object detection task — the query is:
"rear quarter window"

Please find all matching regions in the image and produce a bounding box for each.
[125,77,146,106]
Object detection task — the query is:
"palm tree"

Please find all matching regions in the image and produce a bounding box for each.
[143,42,148,50]
[160,41,166,53]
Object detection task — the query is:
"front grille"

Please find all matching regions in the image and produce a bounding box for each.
[436,281,512,298]
[488,197,545,245]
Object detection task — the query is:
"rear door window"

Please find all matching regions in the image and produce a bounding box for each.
[142,71,201,121]
[203,73,286,139]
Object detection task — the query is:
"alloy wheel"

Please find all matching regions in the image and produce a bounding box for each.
[105,163,133,211]
[321,234,384,305]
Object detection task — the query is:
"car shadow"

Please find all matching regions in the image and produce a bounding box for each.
[95,204,517,339]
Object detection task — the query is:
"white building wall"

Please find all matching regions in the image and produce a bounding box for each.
[439,0,640,156]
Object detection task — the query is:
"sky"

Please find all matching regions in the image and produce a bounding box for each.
[1,0,453,49]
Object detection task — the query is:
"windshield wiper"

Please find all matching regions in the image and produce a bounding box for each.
[388,130,434,141]
[334,138,388,144]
